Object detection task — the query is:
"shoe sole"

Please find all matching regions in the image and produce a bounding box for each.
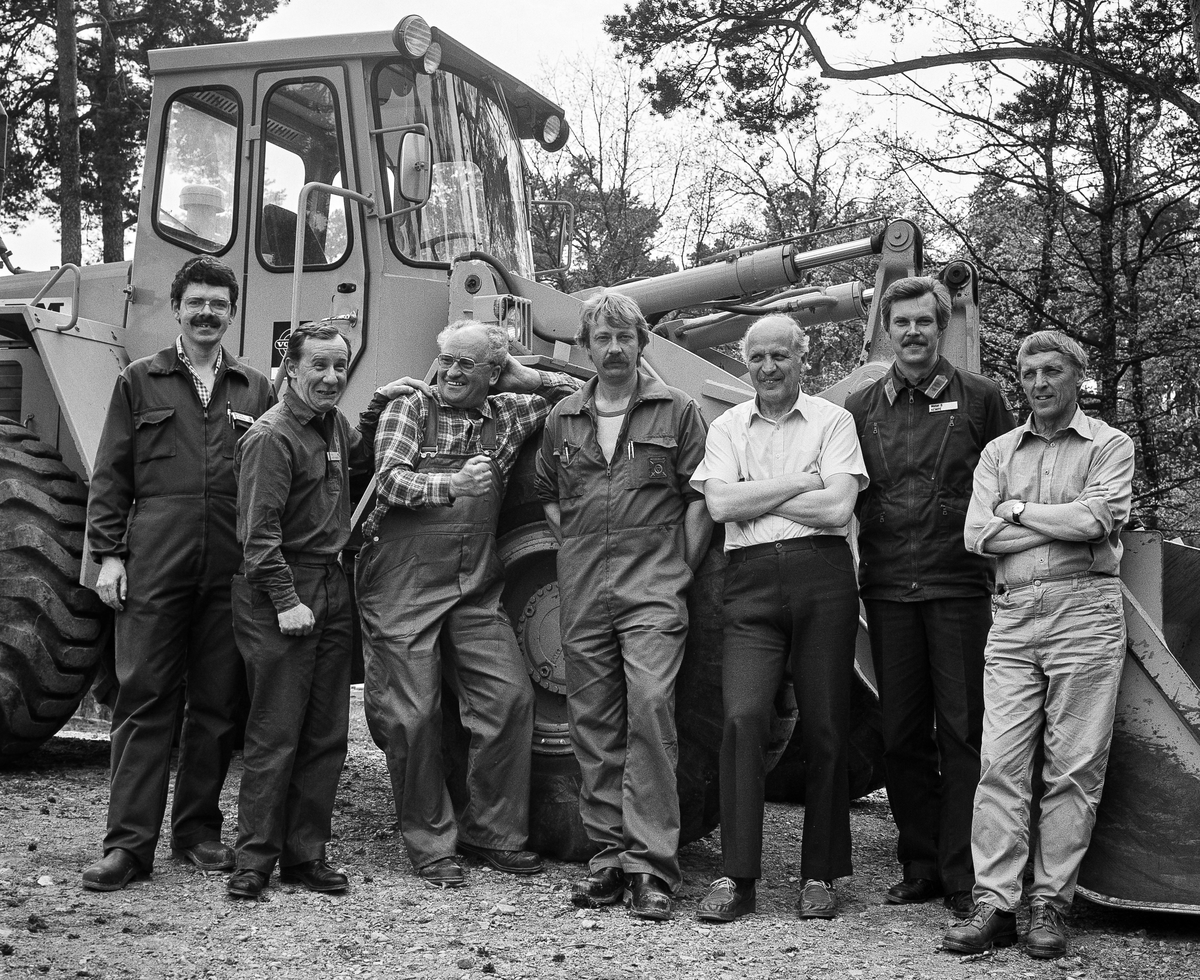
[456,845,543,876]
[697,904,755,923]
[1025,942,1066,959]
[420,875,466,889]
[278,875,348,893]
[943,934,1017,954]
[571,890,624,908]
[227,885,266,899]
[797,909,837,920]
[172,848,234,872]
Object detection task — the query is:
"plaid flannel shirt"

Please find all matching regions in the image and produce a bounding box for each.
[364,370,578,538]
[175,335,223,407]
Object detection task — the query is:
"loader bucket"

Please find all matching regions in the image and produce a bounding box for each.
[1076,532,1200,913]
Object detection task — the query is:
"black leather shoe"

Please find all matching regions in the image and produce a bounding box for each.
[943,902,1017,953]
[697,877,756,922]
[797,879,837,919]
[571,867,625,908]
[626,873,671,921]
[82,848,140,892]
[944,890,976,918]
[280,859,349,893]
[886,877,941,904]
[457,841,543,876]
[173,840,235,872]
[418,857,466,889]
[227,868,269,899]
[1025,901,1068,959]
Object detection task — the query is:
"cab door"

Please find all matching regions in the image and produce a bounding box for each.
[239,67,368,380]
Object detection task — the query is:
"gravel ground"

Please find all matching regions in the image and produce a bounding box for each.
[1,687,1198,980]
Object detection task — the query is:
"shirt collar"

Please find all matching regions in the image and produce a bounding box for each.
[431,386,495,420]
[1016,405,1094,444]
[283,384,323,426]
[885,357,954,404]
[750,384,808,423]
[175,335,223,376]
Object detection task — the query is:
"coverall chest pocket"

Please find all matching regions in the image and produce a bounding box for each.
[223,415,253,459]
[554,442,586,499]
[625,435,678,491]
[134,407,176,462]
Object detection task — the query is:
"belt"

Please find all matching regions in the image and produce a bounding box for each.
[280,550,343,568]
[726,535,846,565]
[997,571,1113,594]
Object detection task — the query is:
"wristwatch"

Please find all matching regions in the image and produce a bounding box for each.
[1011,501,1026,525]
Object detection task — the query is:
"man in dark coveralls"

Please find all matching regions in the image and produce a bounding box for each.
[535,290,711,921]
[225,320,420,899]
[357,319,577,889]
[845,276,1014,917]
[84,256,273,890]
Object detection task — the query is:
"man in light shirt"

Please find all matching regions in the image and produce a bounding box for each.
[691,314,867,922]
[944,330,1134,959]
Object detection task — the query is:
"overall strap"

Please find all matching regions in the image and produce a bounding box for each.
[419,396,439,458]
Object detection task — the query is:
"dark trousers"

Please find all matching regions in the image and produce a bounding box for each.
[864,596,989,893]
[105,553,242,869]
[231,564,352,873]
[719,541,859,881]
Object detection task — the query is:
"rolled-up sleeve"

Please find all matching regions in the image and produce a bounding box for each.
[87,376,136,561]
[534,412,560,503]
[818,408,869,490]
[374,396,455,509]
[689,415,739,492]
[236,427,299,613]
[965,442,1007,555]
[1081,430,1135,538]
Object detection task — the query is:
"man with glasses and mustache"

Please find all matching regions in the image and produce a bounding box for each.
[84,256,275,891]
[534,291,710,921]
[357,319,577,889]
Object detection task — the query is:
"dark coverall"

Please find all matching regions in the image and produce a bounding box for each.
[231,386,378,874]
[86,345,273,870]
[533,372,707,891]
[845,357,1014,893]
[357,399,536,871]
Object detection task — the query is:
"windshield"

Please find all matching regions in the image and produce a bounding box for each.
[373,60,532,277]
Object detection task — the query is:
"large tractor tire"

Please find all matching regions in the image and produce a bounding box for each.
[0,419,111,757]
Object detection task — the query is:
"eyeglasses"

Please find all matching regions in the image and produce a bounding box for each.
[182,298,231,315]
[437,353,492,372]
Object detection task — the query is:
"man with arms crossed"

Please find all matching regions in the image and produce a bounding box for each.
[357,320,577,889]
[845,276,1013,916]
[226,320,417,898]
[692,314,867,922]
[84,256,273,890]
[944,330,1134,958]
[535,291,710,920]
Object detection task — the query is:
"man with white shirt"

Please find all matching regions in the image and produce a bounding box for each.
[691,314,867,922]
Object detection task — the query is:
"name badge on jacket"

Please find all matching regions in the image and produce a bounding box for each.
[929,401,958,413]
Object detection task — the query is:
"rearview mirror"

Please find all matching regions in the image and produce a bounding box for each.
[396,130,431,206]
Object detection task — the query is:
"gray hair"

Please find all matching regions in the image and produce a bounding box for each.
[1017,330,1089,377]
[576,290,651,350]
[437,319,508,366]
[880,276,952,332]
[287,318,350,364]
[740,313,809,362]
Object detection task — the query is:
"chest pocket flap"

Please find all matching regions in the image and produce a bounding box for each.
[626,434,678,489]
[134,407,176,462]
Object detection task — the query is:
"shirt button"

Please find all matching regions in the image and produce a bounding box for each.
[1034,579,1043,586]
[373,536,379,542]
[775,542,783,551]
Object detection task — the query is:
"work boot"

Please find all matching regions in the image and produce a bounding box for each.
[1025,901,1068,959]
[571,867,625,908]
[82,849,140,892]
[943,902,1017,954]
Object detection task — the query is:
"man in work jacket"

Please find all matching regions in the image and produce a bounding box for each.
[357,319,577,889]
[845,276,1014,917]
[226,320,418,899]
[84,256,274,890]
[534,290,711,921]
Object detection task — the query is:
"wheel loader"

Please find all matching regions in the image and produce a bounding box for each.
[0,15,1196,913]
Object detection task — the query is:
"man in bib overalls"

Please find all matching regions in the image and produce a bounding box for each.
[357,319,576,888]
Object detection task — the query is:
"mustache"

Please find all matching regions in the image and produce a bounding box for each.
[603,355,629,365]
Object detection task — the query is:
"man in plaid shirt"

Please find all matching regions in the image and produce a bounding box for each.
[357,319,577,888]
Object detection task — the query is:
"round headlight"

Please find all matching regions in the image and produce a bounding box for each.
[393,15,432,59]
[541,116,561,146]
[538,115,569,152]
[422,41,442,75]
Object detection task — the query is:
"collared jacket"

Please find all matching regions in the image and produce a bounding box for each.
[845,357,1014,600]
[87,343,274,576]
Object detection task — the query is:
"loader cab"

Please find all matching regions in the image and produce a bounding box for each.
[128,24,568,405]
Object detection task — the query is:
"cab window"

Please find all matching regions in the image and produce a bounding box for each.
[257,80,350,270]
[154,87,241,254]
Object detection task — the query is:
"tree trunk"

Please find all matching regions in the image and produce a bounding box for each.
[56,0,82,265]
[96,0,126,262]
